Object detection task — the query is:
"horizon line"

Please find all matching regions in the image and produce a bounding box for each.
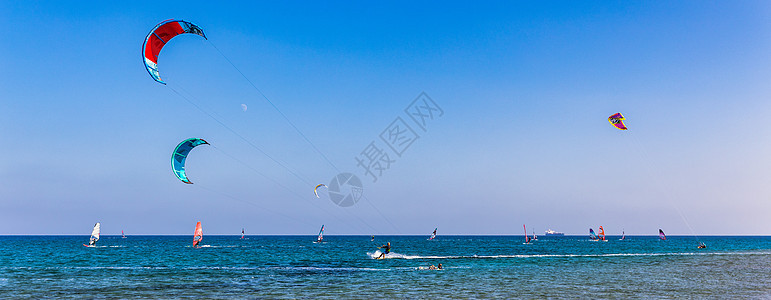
[2,234,769,237]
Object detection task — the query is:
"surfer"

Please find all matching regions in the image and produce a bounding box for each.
[371,235,374,242]
[698,242,707,249]
[377,242,391,259]
[438,263,443,270]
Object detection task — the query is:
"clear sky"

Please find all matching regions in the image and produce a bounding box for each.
[1,1,770,235]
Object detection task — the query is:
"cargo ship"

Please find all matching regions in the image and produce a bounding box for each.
[544,229,564,236]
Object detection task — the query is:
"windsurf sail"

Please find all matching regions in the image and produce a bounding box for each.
[316,225,324,242]
[620,230,626,240]
[524,224,531,243]
[589,228,598,240]
[533,230,538,240]
[314,184,327,198]
[659,229,666,240]
[193,222,203,247]
[89,223,101,245]
[241,228,245,239]
[121,230,126,239]
[428,228,437,240]
[599,226,606,241]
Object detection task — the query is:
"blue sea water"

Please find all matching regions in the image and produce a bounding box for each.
[0,235,769,298]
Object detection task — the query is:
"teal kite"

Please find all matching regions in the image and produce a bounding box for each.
[172,138,209,184]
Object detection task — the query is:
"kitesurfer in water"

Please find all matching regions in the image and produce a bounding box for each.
[377,242,391,259]
[698,242,706,249]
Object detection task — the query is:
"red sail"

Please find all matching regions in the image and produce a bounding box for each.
[193,222,203,246]
[599,226,606,241]
[523,224,530,243]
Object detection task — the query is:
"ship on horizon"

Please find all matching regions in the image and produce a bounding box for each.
[545,229,565,236]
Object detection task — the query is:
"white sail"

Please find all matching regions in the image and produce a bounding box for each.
[89,223,101,245]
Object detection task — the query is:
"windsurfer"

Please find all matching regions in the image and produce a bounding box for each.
[377,242,391,259]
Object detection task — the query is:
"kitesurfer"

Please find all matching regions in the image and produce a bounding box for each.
[377,242,391,259]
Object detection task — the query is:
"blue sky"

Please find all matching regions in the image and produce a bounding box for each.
[1,1,770,235]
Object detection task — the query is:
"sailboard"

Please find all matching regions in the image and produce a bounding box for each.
[428,228,437,240]
[620,230,626,241]
[314,225,324,243]
[121,230,126,239]
[658,229,666,240]
[241,228,245,239]
[533,230,538,241]
[83,222,101,247]
[193,221,203,247]
[599,226,607,241]
[524,224,531,244]
[589,228,598,241]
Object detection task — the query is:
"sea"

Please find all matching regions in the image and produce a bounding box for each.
[0,235,769,299]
